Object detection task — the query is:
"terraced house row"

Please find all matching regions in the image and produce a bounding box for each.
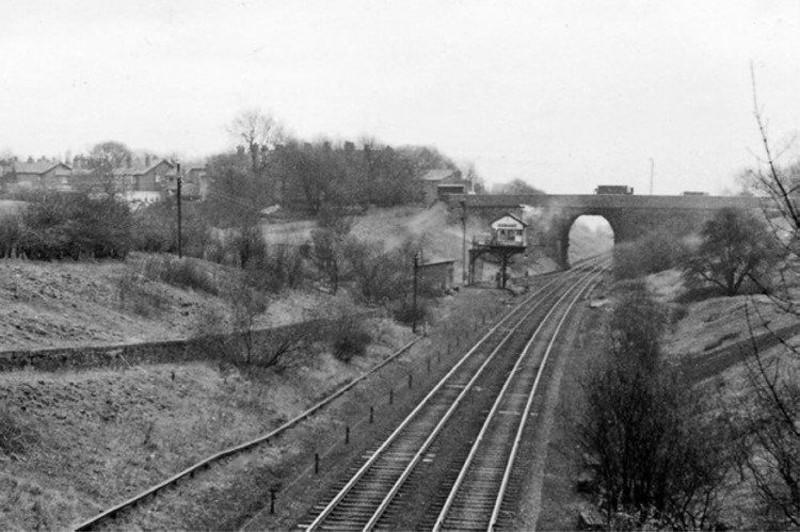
[0,158,208,206]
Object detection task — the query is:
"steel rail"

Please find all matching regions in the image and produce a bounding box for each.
[385,264,604,532]
[302,270,583,531]
[487,266,607,531]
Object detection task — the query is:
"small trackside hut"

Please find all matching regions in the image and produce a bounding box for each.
[468,213,527,288]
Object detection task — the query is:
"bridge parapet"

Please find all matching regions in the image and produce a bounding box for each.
[449,193,763,211]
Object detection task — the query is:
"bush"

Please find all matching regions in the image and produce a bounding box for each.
[613,230,688,280]
[140,255,221,295]
[391,297,432,327]
[130,200,211,258]
[331,319,371,362]
[116,270,169,317]
[578,284,736,527]
[0,215,22,257]
[343,237,425,305]
[309,296,372,362]
[17,192,132,260]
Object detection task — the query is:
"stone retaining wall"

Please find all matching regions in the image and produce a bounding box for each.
[0,313,379,372]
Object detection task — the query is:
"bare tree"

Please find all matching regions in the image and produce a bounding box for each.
[86,140,133,197]
[228,109,284,176]
[730,63,800,526]
[682,207,781,296]
[310,225,350,294]
[227,276,268,365]
[579,285,735,527]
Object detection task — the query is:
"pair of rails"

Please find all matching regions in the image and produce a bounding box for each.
[300,258,606,531]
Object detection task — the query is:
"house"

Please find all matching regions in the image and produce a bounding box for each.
[6,161,73,193]
[164,165,207,200]
[419,168,473,204]
[112,159,176,205]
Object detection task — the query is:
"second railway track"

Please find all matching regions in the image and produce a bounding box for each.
[299,259,608,531]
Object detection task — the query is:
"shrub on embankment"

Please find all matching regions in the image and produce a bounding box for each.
[1,192,132,260]
[612,230,689,280]
[578,282,739,528]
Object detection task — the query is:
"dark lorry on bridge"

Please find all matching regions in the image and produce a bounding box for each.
[595,185,634,195]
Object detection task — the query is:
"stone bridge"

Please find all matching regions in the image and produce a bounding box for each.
[448,194,763,269]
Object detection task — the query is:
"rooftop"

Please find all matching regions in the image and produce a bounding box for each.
[111,159,175,176]
[420,168,460,182]
[13,161,71,174]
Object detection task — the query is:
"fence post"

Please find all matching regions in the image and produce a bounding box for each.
[345,425,350,444]
[389,389,394,405]
[408,373,413,389]
[314,452,319,474]
[269,488,277,514]
[369,406,374,424]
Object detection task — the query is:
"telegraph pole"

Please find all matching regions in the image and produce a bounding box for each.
[460,200,467,284]
[412,252,419,333]
[176,163,182,258]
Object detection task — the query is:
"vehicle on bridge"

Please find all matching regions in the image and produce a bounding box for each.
[595,185,634,195]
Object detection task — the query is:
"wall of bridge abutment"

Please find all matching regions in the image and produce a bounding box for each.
[447,194,765,269]
[550,207,724,269]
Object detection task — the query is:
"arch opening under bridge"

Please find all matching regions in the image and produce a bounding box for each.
[565,215,614,268]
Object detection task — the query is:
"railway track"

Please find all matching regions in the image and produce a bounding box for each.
[299,259,607,531]
[432,267,603,531]
[73,256,606,531]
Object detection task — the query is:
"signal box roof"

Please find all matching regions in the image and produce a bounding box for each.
[490,213,527,229]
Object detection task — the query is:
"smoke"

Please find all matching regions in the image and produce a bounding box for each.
[520,203,562,241]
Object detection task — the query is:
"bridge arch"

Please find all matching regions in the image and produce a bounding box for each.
[555,210,625,269]
[563,214,615,267]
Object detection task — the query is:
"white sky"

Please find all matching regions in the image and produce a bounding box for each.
[1,0,798,194]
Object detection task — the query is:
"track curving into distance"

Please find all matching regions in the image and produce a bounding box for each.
[301,258,607,531]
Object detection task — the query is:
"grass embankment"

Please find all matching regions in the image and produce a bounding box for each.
[0,287,516,530]
[0,252,350,351]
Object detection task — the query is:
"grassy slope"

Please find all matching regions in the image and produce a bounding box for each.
[649,269,800,528]
[0,255,228,350]
[0,288,515,530]
[648,269,799,361]
[0,318,413,530]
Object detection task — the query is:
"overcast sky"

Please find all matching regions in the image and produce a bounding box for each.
[1,0,798,194]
